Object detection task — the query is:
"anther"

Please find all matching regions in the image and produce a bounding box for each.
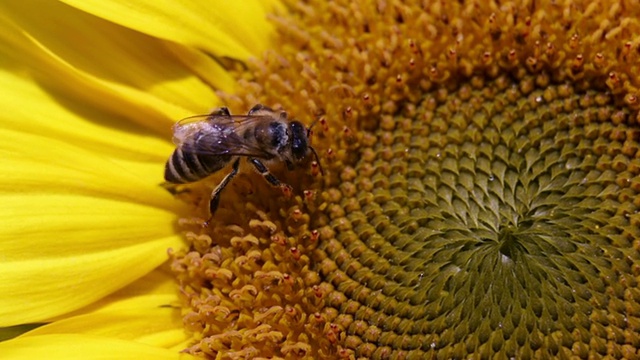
[290,247,301,261]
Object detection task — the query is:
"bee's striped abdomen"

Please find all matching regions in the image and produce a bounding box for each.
[164,141,232,184]
[164,148,202,183]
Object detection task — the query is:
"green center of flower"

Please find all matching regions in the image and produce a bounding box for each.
[316,75,640,358]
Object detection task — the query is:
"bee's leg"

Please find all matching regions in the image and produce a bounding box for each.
[249,158,292,194]
[204,158,241,227]
[248,104,274,115]
[212,107,231,117]
[160,182,189,195]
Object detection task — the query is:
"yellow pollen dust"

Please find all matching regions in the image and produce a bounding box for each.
[171,0,640,359]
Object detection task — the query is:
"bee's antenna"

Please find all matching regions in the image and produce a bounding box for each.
[306,119,319,138]
[309,146,324,175]
[306,119,324,176]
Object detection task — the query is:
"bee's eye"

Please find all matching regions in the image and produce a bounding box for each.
[268,122,286,148]
[290,122,308,160]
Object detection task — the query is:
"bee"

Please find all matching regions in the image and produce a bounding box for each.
[164,104,322,224]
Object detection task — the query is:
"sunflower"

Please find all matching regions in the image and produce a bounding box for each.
[3,0,640,359]
[0,0,281,357]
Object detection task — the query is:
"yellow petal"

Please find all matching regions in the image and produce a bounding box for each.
[0,127,175,208]
[0,1,220,134]
[5,272,189,351]
[20,294,186,349]
[0,268,177,341]
[0,68,174,163]
[50,266,178,320]
[165,42,238,95]
[59,0,284,60]
[37,268,189,351]
[0,334,187,359]
[0,128,185,326]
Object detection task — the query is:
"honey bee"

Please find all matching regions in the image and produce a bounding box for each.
[164,104,322,224]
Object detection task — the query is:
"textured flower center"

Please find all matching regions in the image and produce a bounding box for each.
[317,76,640,358]
[171,1,640,358]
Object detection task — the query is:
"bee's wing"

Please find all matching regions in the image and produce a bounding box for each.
[171,115,212,146]
[172,114,273,158]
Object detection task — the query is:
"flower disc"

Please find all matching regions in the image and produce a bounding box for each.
[317,76,640,359]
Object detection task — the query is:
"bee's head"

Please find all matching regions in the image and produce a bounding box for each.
[288,120,324,174]
[289,121,309,162]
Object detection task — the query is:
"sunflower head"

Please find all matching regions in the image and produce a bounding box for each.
[173,1,640,358]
